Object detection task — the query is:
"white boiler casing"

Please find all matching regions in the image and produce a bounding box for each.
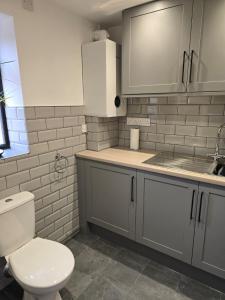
[82,39,127,117]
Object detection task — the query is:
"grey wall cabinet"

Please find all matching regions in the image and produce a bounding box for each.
[136,172,198,263]
[85,160,137,240]
[122,0,193,95]
[188,0,225,93]
[192,184,225,279]
[122,0,225,95]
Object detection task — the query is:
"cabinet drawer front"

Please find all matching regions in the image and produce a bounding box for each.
[136,172,198,263]
[86,161,136,240]
[193,185,225,279]
[188,0,225,93]
[122,0,193,95]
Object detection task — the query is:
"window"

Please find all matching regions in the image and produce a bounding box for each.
[0,68,10,149]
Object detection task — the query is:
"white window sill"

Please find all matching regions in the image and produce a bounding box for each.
[0,145,29,160]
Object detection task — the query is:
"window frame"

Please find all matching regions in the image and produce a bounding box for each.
[0,68,10,150]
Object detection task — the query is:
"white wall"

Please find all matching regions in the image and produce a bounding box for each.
[0,13,24,107]
[0,0,95,106]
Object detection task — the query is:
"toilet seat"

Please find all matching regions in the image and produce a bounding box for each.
[8,237,75,294]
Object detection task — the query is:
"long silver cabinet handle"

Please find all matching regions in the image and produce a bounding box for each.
[182,51,187,84]
[190,190,196,220]
[189,50,194,83]
[198,192,204,223]
[131,176,135,202]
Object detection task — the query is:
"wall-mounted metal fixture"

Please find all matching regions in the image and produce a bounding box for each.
[54,152,69,181]
[208,123,225,161]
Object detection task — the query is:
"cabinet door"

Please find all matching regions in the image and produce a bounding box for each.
[188,0,225,92]
[136,172,198,263]
[192,184,225,279]
[85,161,136,240]
[122,0,193,95]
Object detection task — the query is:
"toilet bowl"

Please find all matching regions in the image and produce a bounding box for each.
[0,192,75,300]
[8,238,75,300]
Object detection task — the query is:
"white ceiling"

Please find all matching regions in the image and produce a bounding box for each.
[50,0,151,26]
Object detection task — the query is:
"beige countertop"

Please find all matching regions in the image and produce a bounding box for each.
[76,147,225,187]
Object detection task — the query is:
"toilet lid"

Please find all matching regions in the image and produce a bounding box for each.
[9,238,75,289]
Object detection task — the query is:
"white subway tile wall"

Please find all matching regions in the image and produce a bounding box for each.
[0,106,86,242]
[86,116,119,151]
[119,96,225,156]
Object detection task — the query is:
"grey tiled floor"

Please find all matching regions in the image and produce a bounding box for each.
[0,232,224,300]
[63,232,225,300]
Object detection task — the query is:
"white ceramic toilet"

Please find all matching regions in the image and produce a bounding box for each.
[0,191,75,300]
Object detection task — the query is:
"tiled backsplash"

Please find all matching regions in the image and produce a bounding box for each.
[0,106,86,242]
[119,96,225,156]
[86,116,119,151]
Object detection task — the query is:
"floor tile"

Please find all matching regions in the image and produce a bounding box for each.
[0,258,13,290]
[60,288,74,300]
[0,281,23,300]
[66,270,93,299]
[114,247,150,272]
[126,259,183,300]
[220,293,225,300]
[177,276,221,300]
[74,246,112,278]
[66,238,87,257]
[77,276,127,300]
[143,259,181,290]
[74,231,100,247]
[90,237,122,258]
[101,247,149,293]
[127,275,185,300]
[102,260,141,293]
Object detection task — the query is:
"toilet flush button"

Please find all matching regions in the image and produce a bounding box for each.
[5,199,13,203]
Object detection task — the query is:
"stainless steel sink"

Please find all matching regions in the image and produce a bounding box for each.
[144,152,217,175]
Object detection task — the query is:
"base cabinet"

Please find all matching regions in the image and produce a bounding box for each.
[192,184,225,279]
[85,160,136,240]
[136,172,198,263]
[78,159,225,279]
